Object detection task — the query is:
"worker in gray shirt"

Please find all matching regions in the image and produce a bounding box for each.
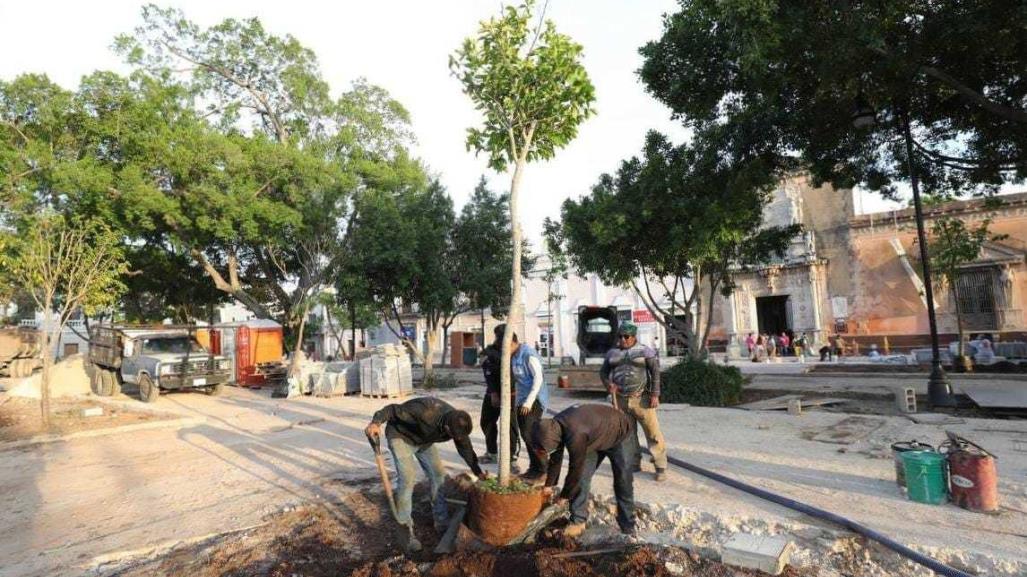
[600,321,668,481]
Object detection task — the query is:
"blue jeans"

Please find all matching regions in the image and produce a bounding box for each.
[388,435,449,528]
[570,441,635,532]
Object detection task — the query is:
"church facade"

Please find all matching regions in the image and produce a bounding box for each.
[709,175,1027,355]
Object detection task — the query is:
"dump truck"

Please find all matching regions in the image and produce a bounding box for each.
[0,327,42,378]
[556,306,620,392]
[88,325,233,402]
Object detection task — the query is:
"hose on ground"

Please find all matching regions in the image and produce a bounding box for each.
[659,451,974,577]
[544,406,973,577]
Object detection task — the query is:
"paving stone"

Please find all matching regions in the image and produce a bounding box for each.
[722,533,793,575]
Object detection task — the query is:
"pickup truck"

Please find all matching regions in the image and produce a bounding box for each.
[88,326,233,402]
[556,306,619,392]
[0,327,42,378]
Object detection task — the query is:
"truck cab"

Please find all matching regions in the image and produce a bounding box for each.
[89,326,233,402]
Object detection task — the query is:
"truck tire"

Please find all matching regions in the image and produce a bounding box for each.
[138,374,159,403]
[100,370,117,397]
[91,368,112,396]
[205,384,225,396]
[9,359,23,378]
[109,370,123,396]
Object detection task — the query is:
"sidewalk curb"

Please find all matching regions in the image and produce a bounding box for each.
[0,415,205,452]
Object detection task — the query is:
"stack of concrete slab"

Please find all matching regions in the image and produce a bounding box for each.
[360,344,413,398]
[313,361,360,396]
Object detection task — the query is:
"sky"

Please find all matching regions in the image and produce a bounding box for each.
[0,0,906,247]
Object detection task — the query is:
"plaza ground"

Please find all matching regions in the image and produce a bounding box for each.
[0,370,1025,577]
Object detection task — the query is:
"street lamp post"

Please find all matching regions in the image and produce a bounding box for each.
[852,103,957,407]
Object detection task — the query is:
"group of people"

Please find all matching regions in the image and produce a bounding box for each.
[363,321,665,552]
[745,331,810,362]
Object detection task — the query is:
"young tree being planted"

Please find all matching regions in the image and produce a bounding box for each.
[451,0,595,486]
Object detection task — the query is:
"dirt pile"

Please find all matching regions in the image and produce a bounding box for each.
[0,396,161,442]
[3,354,91,399]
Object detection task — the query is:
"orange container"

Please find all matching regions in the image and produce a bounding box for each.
[948,447,999,513]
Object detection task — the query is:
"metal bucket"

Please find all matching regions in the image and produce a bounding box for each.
[942,435,999,513]
[890,441,933,488]
[902,450,948,505]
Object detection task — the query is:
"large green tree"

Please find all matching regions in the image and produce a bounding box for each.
[451,177,518,340]
[112,6,419,370]
[451,0,596,485]
[640,0,1027,198]
[559,130,797,357]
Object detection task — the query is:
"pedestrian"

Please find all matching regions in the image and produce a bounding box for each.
[496,325,550,479]
[795,332,808,363]
[479,325,520,472]
[600,321,667,481]
[364,397,486,552]
[530,404,636,538]
[767,334,777,360]
[779,332,791,357]
[754,335,767,362]
[745,332,755,357]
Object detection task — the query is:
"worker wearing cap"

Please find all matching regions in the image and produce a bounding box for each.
[531,404,636,538]
[600,321,668,481]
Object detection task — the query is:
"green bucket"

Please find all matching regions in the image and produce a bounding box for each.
[901,450,948,505]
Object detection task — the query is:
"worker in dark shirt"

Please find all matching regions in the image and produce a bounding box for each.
[365,397,485,551]
[531,404,636,538]
[479,325,520,470]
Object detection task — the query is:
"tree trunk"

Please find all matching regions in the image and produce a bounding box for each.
[442,324,451,368]
[40,306,53,429]
[349,302,357,361]
[499,157,526,486]
[423,322,438,381]
[480,308,486,348]
[288,304,310,377]
[953,285,966,362]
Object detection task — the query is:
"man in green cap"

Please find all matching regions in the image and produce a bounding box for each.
[600,321,668,481]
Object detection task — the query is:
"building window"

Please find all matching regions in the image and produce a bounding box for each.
[955,268,998,330]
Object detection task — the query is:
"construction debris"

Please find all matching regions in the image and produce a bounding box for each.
[722,534,794,575]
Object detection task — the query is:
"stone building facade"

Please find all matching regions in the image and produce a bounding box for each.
[710,175,1027,355]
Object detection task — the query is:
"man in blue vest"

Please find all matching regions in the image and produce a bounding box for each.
[495,324,550,479]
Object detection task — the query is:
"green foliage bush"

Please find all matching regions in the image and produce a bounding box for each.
[477,476,537,495]
[660,358,746,407]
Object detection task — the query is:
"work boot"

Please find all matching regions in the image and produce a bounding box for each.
[403,525,422,553]
[563,522,587,538]
[654,468,667,482]
[510,461,521,475]
[479,453,497,464]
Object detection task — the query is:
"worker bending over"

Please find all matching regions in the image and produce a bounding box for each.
[365,396,485,552]
[531,404,636,538]
[601,321,668,481]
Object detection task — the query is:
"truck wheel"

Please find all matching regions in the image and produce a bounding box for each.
[14,359,30,378]
[90,369,104,395]
[205,384,225,396]
[100,370,116,397]
[109,370,123,396]
[138,374,159,403]
[9,359,23,378]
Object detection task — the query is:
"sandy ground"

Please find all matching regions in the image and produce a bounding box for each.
[1,381,1025,577]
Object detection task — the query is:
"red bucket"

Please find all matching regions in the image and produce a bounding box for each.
[942,436,999,513]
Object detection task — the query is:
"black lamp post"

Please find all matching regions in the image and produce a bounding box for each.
[852,101,957,407]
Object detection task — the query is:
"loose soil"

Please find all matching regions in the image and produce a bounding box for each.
[106,483,811,577]
[0,395,163,442]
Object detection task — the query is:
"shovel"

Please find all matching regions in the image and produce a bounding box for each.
[367,433,400,522]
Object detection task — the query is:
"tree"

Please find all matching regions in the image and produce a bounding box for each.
[639,1,1027,199]
[451,177,518,343]
[929,216,1006,363]
[115,7,420,374]
[8,215,127,427]
[351,178,457,381]
[451,0,596,485]
[558,130,797,357]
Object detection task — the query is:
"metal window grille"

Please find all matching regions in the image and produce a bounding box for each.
[955,268,998,330]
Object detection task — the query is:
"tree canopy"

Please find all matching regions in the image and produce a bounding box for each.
[559,130,797,356]
[640,0,1027,198]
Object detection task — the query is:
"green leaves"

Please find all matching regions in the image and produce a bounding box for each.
[640,0,1027,198]
[450,1,596,170]
[929,216,1006,288]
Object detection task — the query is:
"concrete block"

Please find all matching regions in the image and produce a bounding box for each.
[80,407,104,417]
[893,386,916,414]
[722,533,793,575]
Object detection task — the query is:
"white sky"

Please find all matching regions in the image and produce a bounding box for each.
[0,0,913,246]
